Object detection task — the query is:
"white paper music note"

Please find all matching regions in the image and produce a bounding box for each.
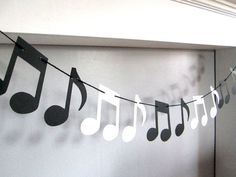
[122,95,146,143]
[210,86,220,118]
[80,84,120,141]
[191,96,208,129]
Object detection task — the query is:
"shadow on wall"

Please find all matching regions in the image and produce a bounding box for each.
[157,54,205,104]
[0,54,206,146]
[146,54,206,122]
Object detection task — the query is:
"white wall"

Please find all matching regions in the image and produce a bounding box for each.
[216,48,236,177]
[0,44,215,177]
[1,0,236,46]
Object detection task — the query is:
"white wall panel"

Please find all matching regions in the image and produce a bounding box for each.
[0,44,214,177]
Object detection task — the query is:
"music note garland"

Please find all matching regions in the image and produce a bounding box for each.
[1,32,236,142]
[0,37,88,127]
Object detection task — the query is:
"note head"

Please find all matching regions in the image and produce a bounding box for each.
[80,118,100,135]
[103,124,119,141]
[175,124,184,137]
[10,92,38,114]
[201,115,208,126]
[147,128,158,141]
[210,107,217,118]
[161,129,171,142]
[44,105,68,126]
[122,126,136,143]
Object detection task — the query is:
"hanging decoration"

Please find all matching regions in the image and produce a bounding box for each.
[0,31,236,143]
[122,95,146,143]
[191,95,208,129]
[0,35,48,114]
[81,84,120,141]
[147,100,172,142]
[209,86,219,118]
[44,67,87,126]
[175,98,190,137]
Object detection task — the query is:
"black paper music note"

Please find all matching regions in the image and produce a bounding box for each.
[147,101,171,142]
[44,67,87,126]
[175,98,190,137]
[218,81,230,109]
[0,37,48,114]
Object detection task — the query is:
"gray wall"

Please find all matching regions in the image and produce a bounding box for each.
[216,48,236,177]
[0,44,215,177]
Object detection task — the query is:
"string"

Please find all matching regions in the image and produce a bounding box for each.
[0,31,24,50]
[115,95,137,104]
[40,57,105,93]
[1,30,235,108]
